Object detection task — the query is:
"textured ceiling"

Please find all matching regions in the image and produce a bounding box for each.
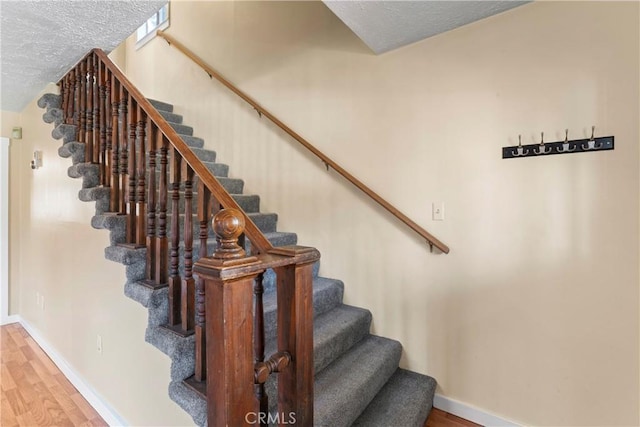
[323,1,529,54]
[0,0,166,112]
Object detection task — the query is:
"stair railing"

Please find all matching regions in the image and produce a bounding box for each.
[58,49,318,426]
[156,30,450,254]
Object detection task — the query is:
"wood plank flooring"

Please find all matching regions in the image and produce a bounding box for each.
[1,323,107,427]
[426,407,482,427]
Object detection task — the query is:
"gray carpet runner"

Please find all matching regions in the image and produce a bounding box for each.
[38,93,437,427]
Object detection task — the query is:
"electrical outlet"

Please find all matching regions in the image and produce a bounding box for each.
[97,335,103,354]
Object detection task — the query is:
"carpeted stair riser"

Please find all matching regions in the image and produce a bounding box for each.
[158,109,183,124]
[352,369,437,427]
[314,335,402,427]
[44,94,439,427]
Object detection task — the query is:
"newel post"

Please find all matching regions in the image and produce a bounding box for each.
[193,209,260,426]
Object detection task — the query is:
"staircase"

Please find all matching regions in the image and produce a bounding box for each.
[38,51,437,426]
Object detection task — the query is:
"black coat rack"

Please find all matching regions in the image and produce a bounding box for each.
[502,127,614,159]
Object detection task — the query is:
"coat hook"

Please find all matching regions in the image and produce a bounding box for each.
[512,134,529,157]
[582,125,602,150]
[534,131,551,155]
[557,128,575,153]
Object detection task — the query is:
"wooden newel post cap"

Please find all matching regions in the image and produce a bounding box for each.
[212,208,247,260]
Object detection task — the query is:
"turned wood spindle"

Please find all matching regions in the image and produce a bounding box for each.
[118,87,128,214]
[92,54,100,165]
[126,97,137,244]
[181,165,195,332]
[194,181,211,382]
[155,137,169,285]
[135,107,146,246]
[75,64,82,140]
[96,57,109,179]
[109,77,120,212]
[145,123,158,285]
[253,272,268,425]
[103,73,112,188]
[168,147,182,326]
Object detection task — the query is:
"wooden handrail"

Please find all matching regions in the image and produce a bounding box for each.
[91,49,274,254]
[156,30,450,254]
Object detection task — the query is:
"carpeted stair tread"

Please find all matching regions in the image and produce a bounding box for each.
[179,135,204,149]
[192,147,216,163]
[203,161,228,178]
[169,121,193,136]
[148,98,173,112]
[314,335,402,427]
[352,368,437,427]
[158,109,183,124]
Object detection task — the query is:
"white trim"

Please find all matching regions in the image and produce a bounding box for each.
[434,394,522,427]
[0,137,10,324]
[1,314,20,325]
[16,317,128,427]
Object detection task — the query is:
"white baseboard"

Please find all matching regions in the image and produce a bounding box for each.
[1,314,20,325]
[15,317,127,427]
[434,394,521,427]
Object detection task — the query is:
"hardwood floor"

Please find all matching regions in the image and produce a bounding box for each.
[425,408,481,427]
[1,323,107,427]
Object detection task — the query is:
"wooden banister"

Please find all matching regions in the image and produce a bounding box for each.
[156,30,450,254]
[56,49,318,426]
[90,49,274,254]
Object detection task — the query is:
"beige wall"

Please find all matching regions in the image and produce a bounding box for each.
[9,82,193,425]
[121,1,639,425]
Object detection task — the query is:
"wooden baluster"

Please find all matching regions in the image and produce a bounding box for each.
[144,123,158,286]
[61,74,69,124]
[118,86,128,214]
[98,61,107,184]
[168,147,182,326]
[74,64,81,139]
[194,182,212,382]
[275,250,316,426]
[135,106,146,246]
[155,137,169,285]
[85,57,94,162]
[254,272,268,425]
[193,209,260,426]
[65,71,74,125]
[181,164,195,333]
[126,96,138,244]
[92,54,101,165]
[102,68,111,188]
[109,77,120,212]
[80,59,87,145]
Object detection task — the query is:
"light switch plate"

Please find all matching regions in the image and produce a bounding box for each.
[432,202,445,221]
